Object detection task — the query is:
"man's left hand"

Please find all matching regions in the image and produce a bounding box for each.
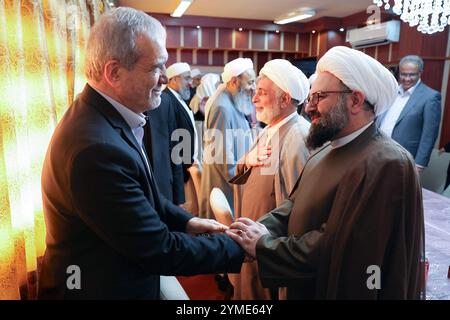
[226,217,270,258]
[186,217,228,235]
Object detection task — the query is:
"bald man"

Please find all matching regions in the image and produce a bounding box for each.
[227,47,425,300]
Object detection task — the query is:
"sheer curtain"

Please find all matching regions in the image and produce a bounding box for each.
[0,0,109,299]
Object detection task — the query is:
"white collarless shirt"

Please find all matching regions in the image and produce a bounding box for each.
[265,111,298,147]
[331,121,373,149]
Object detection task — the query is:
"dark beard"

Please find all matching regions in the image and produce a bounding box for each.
[306,97,349,150]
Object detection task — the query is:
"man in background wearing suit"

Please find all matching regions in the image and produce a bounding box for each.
[39,7,244,299]
[164,62,198,181]
[378,55,441,172]
[143,91,185,206]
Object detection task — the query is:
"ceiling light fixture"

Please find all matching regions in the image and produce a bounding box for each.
[171,0,194,18]
[238,27,243,31]
[274,9,316,25]
[373,0,450,34]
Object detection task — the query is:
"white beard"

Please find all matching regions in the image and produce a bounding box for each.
[256,103,282,125]
[233,90,253,116]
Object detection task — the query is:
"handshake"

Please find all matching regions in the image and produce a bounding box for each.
[186,216,270,261]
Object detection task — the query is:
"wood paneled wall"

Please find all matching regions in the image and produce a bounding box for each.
[149,12,450,145]
[163,27,308,72]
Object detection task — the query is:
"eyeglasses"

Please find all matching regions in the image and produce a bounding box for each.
[399,72,419,78]
[305,90,352,106]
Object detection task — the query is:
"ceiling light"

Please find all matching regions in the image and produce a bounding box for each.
[373,0,449,34]
[238,27,243,31]
[339,27,345,32]
[312,30,316,34]
[196,25,200,29]
[171,0,193,18]
[275,30,280,33]
[274,10,316,25]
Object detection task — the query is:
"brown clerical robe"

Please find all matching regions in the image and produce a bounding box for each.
[256,123,425,299]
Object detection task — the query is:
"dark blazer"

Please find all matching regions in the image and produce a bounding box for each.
[39,84,243,299]
[143,92,185,205]
[376,81,441,167]
[164,88,195,182]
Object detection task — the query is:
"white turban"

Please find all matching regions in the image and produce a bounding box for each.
[316,46,398,115]
[221,58,253,83]
[197,73,220,99]
[166,62,190,80]
[308,73,317,86]
[189,73,220,113]
[260,59,309,104]
[191,68,201,78]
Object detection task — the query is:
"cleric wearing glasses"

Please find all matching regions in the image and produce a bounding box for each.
[227,46,425,300]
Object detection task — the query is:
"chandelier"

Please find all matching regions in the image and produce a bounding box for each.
[373,0,450,34]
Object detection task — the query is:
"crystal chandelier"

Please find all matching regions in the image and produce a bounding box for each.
[373,0,450,34]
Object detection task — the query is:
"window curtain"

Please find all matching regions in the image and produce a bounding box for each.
[0,0,109,300]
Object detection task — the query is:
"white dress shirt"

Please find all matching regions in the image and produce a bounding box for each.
[93,87,150,171]
[380,80,421,138]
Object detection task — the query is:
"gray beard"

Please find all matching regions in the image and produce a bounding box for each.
[180,87,191,101]
[232,91,253,115]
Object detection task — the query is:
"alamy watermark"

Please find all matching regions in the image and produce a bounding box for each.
[66,265,81,290]
[366,265,381,290]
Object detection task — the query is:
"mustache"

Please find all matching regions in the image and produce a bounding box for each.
[308,110,321,119]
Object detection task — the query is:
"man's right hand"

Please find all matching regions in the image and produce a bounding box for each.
[244,145,272,169]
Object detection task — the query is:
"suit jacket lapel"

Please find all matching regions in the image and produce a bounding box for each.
[395,82,423,126]
[81,84,154,187]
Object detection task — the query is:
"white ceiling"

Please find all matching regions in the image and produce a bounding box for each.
[117,0,374,22]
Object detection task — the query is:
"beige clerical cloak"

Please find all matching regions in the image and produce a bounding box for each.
[199,89,253,219]
[256,124,425,299]
[228,113,310,300]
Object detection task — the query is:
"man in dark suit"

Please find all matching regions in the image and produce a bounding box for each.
[164,62,197,184]
[38,7,243,300]
[143,92,185,206]
[377,55,441,171]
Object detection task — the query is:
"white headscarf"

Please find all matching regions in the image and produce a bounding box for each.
[189,73,220,114]
[259,59,309,104]
[166,62,190,80]
[197,73,220,100]
[316,46,397,115]
[221,58,254,83]
[191,68,201,78]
